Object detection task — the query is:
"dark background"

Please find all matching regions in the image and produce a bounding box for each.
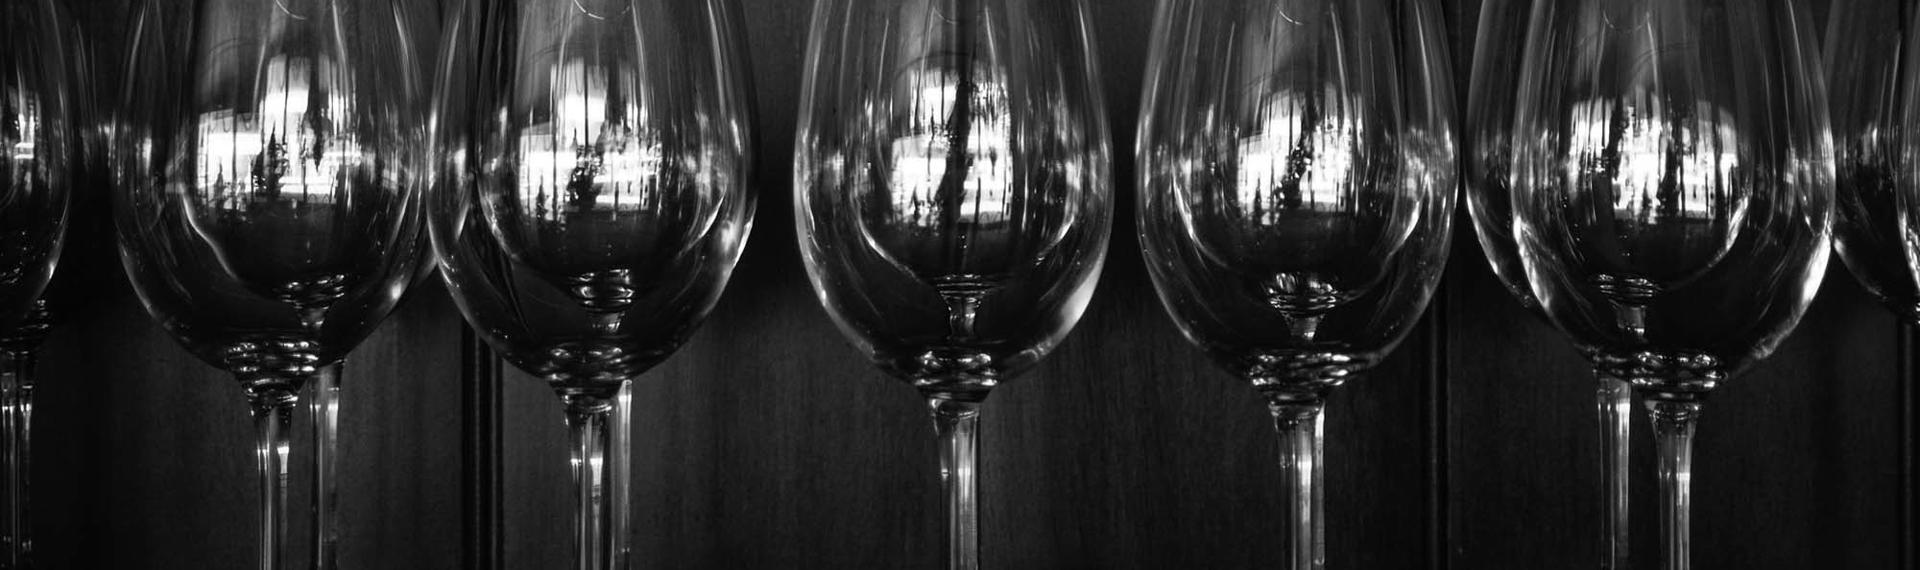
[31,0,1913,568]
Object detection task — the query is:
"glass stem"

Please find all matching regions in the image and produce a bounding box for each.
[1,350,33,570]
[930,398,980,570]
[1598,375,1631,570]
[563,394,620,570]
[1266,395,1326,570]
[610,380,633,570]
[309,364,341,570]
[1647,398,1703,570]
[250,389,300,570]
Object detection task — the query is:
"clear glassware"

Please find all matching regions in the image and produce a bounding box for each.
[0,301,51,570]
[1464,1,1631,565]
[1828,0,1920,322]
[0,0,74,339]
[108,0,432,568]
[428,0,757,568]
[793,1,1113,567]
[1,0,77,566]
[1136,0,1455,567]
[1509,1,1834,569]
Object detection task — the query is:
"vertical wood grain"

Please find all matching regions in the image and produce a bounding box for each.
[1899,324,1916,570]
[461,328,504,570]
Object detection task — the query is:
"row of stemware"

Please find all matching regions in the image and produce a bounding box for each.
[4,1,1916,569]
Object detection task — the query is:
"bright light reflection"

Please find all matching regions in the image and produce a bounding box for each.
[193,56,357,206]
[886,68,1013,227]
[8,87,37,162]
[1233,89,1359,218]
[516,59,666,218]
[1567,97,1737,218]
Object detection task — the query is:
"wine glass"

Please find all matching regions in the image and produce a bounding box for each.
[1135,0,1454,567]
[1828,0,1920,323]
[2,0,77,566]
[109,0,431,568]
[1509,1,1833,568]
[1464,0,1631,565]
[427,0,757,568]
[0,0,75,340]
[793,0,1113,567]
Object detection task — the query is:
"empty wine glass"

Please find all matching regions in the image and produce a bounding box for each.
[0,0,74,340]
[1828,0,1920,323]
[428,0,757,568]
[109,0,431,568]
[794,0,1113,567]
[1465,0,1631,565]
[1136,0,1455,567]
[2,0,77,566]
[1509,1,1833,568]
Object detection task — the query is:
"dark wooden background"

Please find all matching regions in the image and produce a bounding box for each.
[29,0,1912,568]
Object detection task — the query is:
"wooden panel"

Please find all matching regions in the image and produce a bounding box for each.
[1904,324,1918,570]
[1888,0,1920,547]
[1694,271,1905,568]
[1442,244,1598,568]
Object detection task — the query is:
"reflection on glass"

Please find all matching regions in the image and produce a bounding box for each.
[1559,98,1748,309]
[884,73,1015,229]
[856,62,1075,342]
[800,0,1107,386]
[512,60,669,220]
[183,54,380,317]
[481,54,730,337]
[1570,100,1736,212]
[1229,93,1362,213]
[1180,88,1419,327]
[6,88,42,161]
[193,56,357,203]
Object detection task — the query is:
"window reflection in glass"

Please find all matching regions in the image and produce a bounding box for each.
[181,50,374,309]
[515,59,666,223]
[1563,96,1748,293]
[884,71,1014,230]
[1230,88,1364,219]
[4,87,37,165]
[1569,97,1737,218]
[193,55,358,209]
